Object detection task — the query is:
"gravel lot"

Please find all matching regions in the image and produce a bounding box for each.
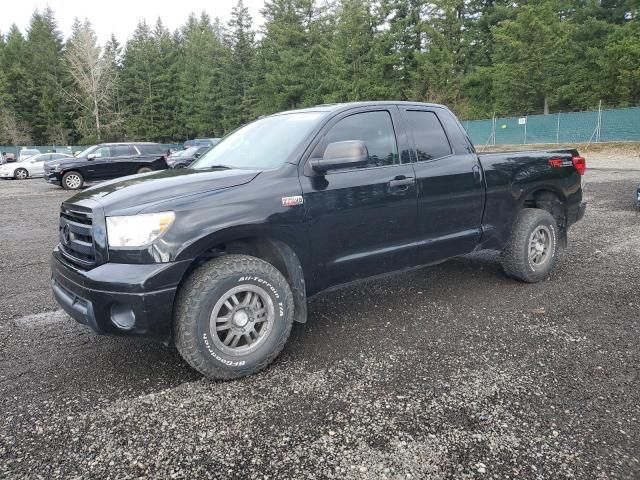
[0,147,639,479]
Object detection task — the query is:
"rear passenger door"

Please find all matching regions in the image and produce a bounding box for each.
[300,107,418,290]
[399,107,485,264]
[111,144,138,176]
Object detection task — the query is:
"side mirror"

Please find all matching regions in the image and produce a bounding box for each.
[310,140,368,173]
[87,153,96,160]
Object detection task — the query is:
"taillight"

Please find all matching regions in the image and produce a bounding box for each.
[572,156,586,175]
[548,158,563,168]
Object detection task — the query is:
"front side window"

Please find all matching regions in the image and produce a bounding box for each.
[406,111,452,161]
[93,147,111,158]
[321,111,398,170]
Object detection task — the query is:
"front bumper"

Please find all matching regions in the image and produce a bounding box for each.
[44,171,62,185]
[0,171,14,178]
[51,247,192,339]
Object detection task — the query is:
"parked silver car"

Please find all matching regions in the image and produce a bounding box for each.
[0,153,72,180]
[17,148,41,162]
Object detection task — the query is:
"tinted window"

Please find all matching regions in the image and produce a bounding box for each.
[137,144,166,155]
[406,111,452,161]
[112,145,133,157]
[322,111,398,169]
[93,147,111,158]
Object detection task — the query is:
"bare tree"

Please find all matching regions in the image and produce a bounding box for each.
[0,107,33,145]
[65,19,117,141]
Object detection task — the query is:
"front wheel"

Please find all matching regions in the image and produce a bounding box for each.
[14,168,28,180]
[62,171,84,190]
[501,208,560,283]
[137,167,153,174]
[174,254,295,380]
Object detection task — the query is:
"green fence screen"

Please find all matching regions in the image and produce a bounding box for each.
[463,106,640,146]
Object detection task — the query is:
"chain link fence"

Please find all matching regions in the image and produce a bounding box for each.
[463,106,640,146]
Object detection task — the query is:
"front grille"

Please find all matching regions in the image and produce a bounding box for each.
[59,205,96,268]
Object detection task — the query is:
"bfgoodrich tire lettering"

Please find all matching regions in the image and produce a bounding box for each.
[501,208,560,283]
[174,254,294,380]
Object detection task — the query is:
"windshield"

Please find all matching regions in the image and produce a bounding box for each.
[76,146,96,158]
[191,112,325,171]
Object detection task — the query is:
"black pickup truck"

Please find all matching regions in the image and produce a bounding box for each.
[44,142,169,190]
[51,101,586,380]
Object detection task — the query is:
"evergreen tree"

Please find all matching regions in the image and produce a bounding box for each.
[176,13,228,138]
[25,7,69,144]
[254,0,333,113]
[222,0,257,131]
[2,25,31,136]
[490,0,573,115]
[326,0,378,102]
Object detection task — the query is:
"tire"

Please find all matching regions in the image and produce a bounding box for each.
[61,171,83,190]
[14,168,28,180]
[501,208,560,283]
[175,254,295,380]
[137,167,153,174]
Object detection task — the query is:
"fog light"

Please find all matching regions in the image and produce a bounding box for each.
[110,303,136,330]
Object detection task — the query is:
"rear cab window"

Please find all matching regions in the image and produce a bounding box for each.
[405,110,452,161]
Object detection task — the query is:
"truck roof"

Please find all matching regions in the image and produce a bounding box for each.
[272,101,449,116]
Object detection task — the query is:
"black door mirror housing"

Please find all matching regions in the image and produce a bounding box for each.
[310,140,368,173]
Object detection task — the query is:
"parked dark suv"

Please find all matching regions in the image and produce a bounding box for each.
[44,142,169,190]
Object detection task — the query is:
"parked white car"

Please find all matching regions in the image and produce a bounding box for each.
[0,153,72,180]
[18,148,41,162]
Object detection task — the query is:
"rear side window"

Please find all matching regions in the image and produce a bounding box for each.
[406,111,452,161]
[137,144,166,155]
[322,111,398,169]
[112,145,133,157]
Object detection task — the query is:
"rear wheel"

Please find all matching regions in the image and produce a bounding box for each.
[14,168,28,180]
[137,167,153,174]
[62,171,83,190]
[175,254,294,380]
[501,208,560,283]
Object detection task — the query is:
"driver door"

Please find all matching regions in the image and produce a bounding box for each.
[87,146,115,181]
[299,107,418,291]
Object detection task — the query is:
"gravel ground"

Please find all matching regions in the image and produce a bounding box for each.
[0,150,639,479]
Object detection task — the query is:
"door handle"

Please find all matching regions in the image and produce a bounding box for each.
[388,175,415,188]
[472,164,482,183]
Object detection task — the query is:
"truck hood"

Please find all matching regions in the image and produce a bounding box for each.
[68,168,261,214]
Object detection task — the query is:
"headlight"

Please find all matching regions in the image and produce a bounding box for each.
[49,163,61,172]
[106,212,175,248]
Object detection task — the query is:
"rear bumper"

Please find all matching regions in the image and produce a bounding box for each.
[51,247,191,339]
[567,201,586,227]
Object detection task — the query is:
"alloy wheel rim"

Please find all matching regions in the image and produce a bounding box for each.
[209,284,275,356]
[528,225,552,266]
[16,169,27,179]
[66,174,81,188]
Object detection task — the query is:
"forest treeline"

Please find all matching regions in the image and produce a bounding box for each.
[0,0,637,145]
